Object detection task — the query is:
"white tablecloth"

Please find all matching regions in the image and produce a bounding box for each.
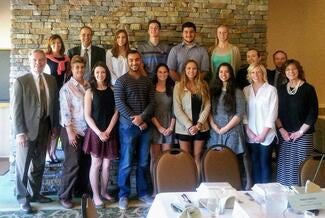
[147,191,325,218]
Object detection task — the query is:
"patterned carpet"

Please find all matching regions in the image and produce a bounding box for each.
[0,207,149,218]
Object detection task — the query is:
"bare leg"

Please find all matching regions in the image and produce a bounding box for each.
[100,158,113,201]
[150,143,162,178]
[179,140,192,153]
[161,143,172,152]
[193,140,205,175]
[89,155,103,205]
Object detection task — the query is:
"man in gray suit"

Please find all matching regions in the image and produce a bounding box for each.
[12,49,59,213]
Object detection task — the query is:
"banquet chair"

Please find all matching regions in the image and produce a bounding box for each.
[299,154,325,187]
[201,145,242,190]
[153,148,198,193]
[81,194,98,218]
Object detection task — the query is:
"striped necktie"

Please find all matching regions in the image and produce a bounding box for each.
[39,75,47,118]
[84,48,90,81]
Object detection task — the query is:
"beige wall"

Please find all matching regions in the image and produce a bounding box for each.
[267,0,325,106]
[0,1,10,49]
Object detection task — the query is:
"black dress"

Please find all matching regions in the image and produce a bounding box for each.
[83,88,118,159]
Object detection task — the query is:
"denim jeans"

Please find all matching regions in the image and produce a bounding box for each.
[247,141,274,184]
[118,118,151,198]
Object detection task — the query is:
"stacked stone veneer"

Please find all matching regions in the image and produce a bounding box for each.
[10,0,268,195]
[10,0,268,80]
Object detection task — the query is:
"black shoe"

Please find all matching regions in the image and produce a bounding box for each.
[59,199,73,209]
[30,195,53,203]
[20,202,33,214]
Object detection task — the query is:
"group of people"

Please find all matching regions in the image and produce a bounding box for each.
[12,19,319,214]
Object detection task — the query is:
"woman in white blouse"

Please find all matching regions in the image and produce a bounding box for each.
[106,29,130,85]
[243,63,278,184]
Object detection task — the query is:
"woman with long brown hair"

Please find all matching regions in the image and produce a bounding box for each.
[173,59,211,172]
[106,29,130,85]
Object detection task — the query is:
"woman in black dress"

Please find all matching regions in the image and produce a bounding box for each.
[276,59,318,186]
[83,62,119,207]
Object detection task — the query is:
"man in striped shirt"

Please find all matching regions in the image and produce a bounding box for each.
[114,50,155,210]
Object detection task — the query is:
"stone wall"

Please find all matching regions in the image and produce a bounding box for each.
[10,0,268,81]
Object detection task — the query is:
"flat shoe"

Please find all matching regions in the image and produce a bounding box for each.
[101,195,114,202]
[95,202,104,209]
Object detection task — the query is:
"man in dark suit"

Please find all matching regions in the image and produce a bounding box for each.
[267,50,288,89]
[67,25,106,81]
[12,49,59,213]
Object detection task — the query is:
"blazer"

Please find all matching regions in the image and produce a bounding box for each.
[12,73,59,141]
[68,45,106,69]
[173,82,211,135]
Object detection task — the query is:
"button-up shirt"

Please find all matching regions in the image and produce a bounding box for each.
[167,41,209,74]
[243,82,278,145]
[59,77,90,136]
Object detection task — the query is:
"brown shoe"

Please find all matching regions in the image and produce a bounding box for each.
[59,199,73,209]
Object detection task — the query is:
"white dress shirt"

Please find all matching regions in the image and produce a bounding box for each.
[243,82,278,145]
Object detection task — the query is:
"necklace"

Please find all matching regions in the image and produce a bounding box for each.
[287,80,301,95]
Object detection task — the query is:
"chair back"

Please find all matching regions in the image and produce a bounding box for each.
[299,154,325,187]
[81,194,98,218]
[154,149,198,193]
[201,145,242,190]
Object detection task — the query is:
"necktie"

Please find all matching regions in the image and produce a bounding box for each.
[39,75,47,118]
[84,48,90,81]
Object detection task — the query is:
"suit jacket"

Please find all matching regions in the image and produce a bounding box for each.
[67,45,106,69]
[12,73,59,141]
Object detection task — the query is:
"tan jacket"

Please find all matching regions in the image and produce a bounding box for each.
[173,82,211,135]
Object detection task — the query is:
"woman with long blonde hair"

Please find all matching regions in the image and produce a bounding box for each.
[210,25,241,83]
[173,59,211,171]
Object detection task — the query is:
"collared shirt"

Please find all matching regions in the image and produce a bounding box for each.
[167,41,209,74]
[32,72,50,116]
[243,82,278,145]
[106,49,128,85]
[59,77,90,136]
[137,40,170,79]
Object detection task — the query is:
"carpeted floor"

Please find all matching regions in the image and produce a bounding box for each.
[0,207,149,218]
[0,157,9,176]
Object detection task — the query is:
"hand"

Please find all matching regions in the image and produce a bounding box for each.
[158,126,166,134]
[66,127,79,149]
[139,122,148,131]
[51,128,57,139]
[254,134,266,143]
[97,131,108,142]
[246,128,257,140]
[289,131,303,142]
[163,128,173,136]
[279,128,290,141]
[188,125,199,135]
[218,127,228,135]
[131,115,143,126]
[16,134,28,147]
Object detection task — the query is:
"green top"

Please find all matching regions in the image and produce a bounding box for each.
[211,52,232,74]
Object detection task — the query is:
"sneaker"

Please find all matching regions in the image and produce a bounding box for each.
[119,197,128,210]
[139,194,153,205]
